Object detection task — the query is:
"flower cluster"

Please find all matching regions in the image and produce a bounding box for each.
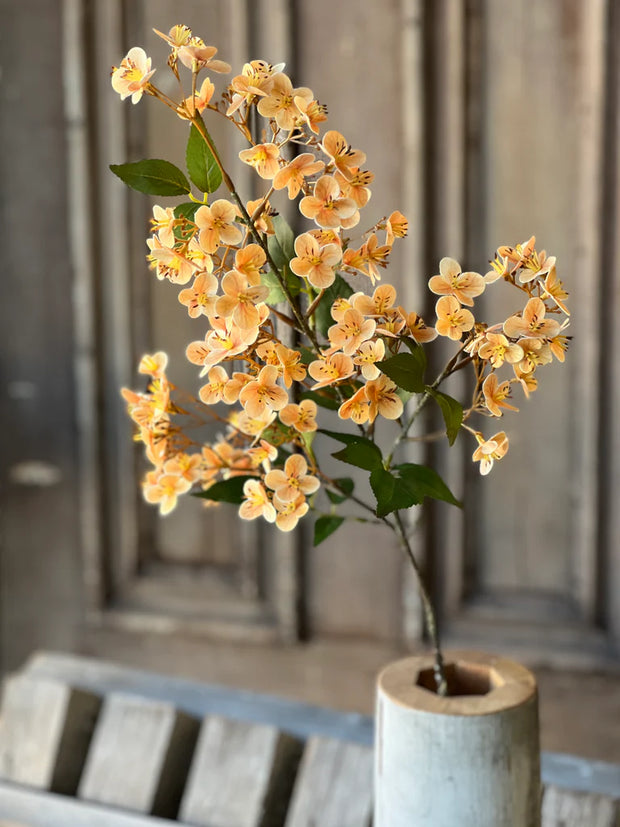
[114,24,570,534]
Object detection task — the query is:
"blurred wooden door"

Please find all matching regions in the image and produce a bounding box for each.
[3,0,619,673]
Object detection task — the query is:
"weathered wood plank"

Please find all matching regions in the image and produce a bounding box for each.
[542,785,619,827]
[179,717,302,827]
[77,692,199,818]
[0,781,183,827]
[0,675,101,794]
[285,737,373,827]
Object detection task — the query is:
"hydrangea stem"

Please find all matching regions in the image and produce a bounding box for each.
[392,512,447,696]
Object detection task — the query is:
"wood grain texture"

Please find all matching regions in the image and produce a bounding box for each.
[285,737,373,827]
[180,717,302,827]
[542,786,619,827]
[0,675,101,795]
[77,692,199,818]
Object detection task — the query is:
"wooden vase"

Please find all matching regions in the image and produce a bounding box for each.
[374,650,541,827]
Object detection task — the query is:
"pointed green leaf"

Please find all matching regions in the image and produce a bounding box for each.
[326,477,355,504]
[186,124,222,193]
[267,214,296,271]
[426,387,463,446]
[319,428,369,445]
[332,440,383,471]
[395,462,461,507]
[110,159,190,196]
[261,270,288,304]
[193,475,256,504]
[370,467,419,517]
[377,349,426,393]
[312,275,354,338]
[314,515,346,547]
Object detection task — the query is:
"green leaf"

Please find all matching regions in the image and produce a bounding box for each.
[369,467,420,517]
[326,477,355,505]
[426,387,463,446]
[332,440,383,472]
[110,159,190,196]
[312,275,354,338]
[300,389,341,411]
[395,463,461,507]
[261,270,288,304]
[193,475,256,504]
[314,515,346,547]
[186,124,222,193]
[267,214,296,271]
[319,428,369,445]
[376,350,426,393]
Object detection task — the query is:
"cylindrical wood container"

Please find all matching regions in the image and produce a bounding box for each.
[374,651,541,827]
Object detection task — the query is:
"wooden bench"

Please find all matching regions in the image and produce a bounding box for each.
[0,652,617,826]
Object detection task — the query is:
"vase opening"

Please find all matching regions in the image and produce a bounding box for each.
[415,661,503,697]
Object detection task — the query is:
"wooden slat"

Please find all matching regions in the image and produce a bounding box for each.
[0,781,182,827]
[179,717,302,827]
[542,785,619,827]
[77,692,199,818]
[285,737,373,827]
[0,675,101,795]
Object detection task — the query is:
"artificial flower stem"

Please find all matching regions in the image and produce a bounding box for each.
[392,511,447,697]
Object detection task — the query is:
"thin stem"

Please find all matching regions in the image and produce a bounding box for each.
[305,288,325,321]
[391,511,447,696]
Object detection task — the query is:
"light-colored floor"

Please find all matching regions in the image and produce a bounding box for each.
[82,629,620,764]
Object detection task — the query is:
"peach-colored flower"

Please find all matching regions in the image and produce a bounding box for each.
[256,72,313,131]
[478,332,524,368]
[513,366,538,399]
[299,175,357,229]
[435,296,475,340]
[275,344,307,388]
[484,255,510,284]
[138,352,168,378]
[320,130,366,181]
[289,232,341,289]
[428,257,485,307]
[181,77,215,118]
[231,408,277,438]
[273,154,325,199]
[353,285,397,317]
[513,337,553,374]
[328,309,376,355]
[376,309,407,339]
[195,200,242,254]
[227,60,277,115]
[177,42,231,73]
[153,25,193,52]
[353,339,385,380]
[246,198,275,235]
[247,440,278,471]
[482,374,519,417]
[308,352,355,388]
[232,244,266,285]
[397,309,438,343]
[238,142,281,180]
[147,236,194,284]
[273,493,309,531]
[151,205,176,247]
[199,366,230,405]
[503,298,561,339]
[358,234,391,285]
[239,365,288,418]
[549,334,570,363]
[498,236,536,267]
[334,168,373,209]
[330,296,355,322]
[215,271,269,329]
[186,317,261,372]
[143,468,191,515]
[265,454,319,503]
[239,479,276,523]
[178,272,218,318]
[294,97,328,134]
[111,47,155,104]
[518,249,556,284]
[366,375,403,423]
[279,399,318,433]
[163,452,203,484]
[223,371,253,403]
[472,431,509,475]
[385,211,409,244]
[338,386,371,425]
[541,267,570,315]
